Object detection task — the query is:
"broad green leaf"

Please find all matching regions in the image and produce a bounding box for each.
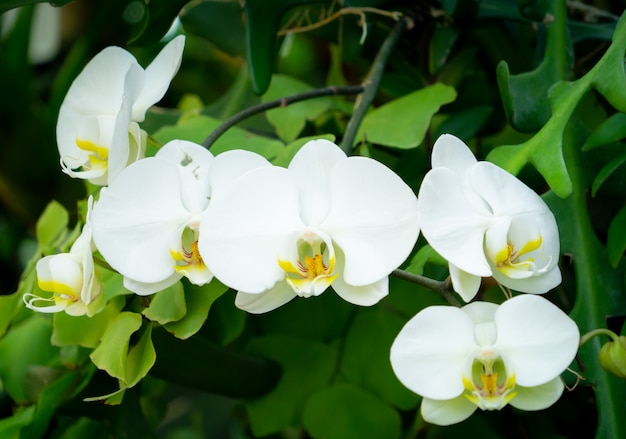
[180,1,246,57]
[0,406,35,439]
[35,200,68,250]
[340,309,419,410]
[153,114,284,160]
[201,290,247,346]
[164,280,229,340]
[142,282,186,325]
[263,75,333,142]
[89,312,142,383]
[583,112,626,151]
[0,315,58,403]
[591,153,626,197]
[245,335,338,436]
[429,25,460,75]
[52,296,125,348]
[124,324,156,389]
[590,13,626,113]
[355,83,457,149]
[607,206,626,268]
[243,0,316,94]
[303,384,402,439]
[0,291,22,337]
[496,0,571,132]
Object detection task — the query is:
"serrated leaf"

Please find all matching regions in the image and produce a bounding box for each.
[607,206,626,268]
[356,83,457,149]
[303,384,402,439]
[142,282,186,325]
[164,280,229,340]
[263,75,333,142]
[245,335,338,436]
[36,200,68,249]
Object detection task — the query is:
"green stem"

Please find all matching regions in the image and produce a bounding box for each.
[580,328,620,347]
[391,269,460,307]
[202,85,365,149]
[340,16,411,154]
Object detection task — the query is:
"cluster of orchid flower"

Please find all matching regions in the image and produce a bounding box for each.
[23,36,581,426]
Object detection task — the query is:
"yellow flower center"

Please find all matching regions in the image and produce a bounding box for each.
[76,138,109,171]
[462,357,517,411]
[494,235,543,276]
[278,238,338,297]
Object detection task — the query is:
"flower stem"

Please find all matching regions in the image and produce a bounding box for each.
[201,85,365,149]
[580,328,620,347]
[391,269,460,307]
[340,16,412,155]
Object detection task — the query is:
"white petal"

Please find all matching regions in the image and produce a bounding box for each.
[390,306,477,400]
[132,35,185,121]
[106,86,135,184]
[492,264,562,294]
[199,166,304,293]
[287,139,346,226]
[494,295,580,387]
[417,168,492,276]
[156,140,214,215]
[462,300,498,325]
[235,281,297,313]
[509,377,564,411]
[449,263,482,302]
[36,253,82,295]
[431,134,477,176]
[321,156,419,286]
[91,159,189,283]
[208,149,272,202]
[123,272,181,296]
[57,46,136,163]
[332,274,388,306]
[421,396,477,426]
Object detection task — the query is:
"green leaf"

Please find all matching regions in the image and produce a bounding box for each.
[128,0,188,45]
[590,13,626,113]
[340,309,419,410]
[607,206,626,268]
[356,83,457,149]
[303,384,402,439]
[89,312,142,383]
[591,153,626,197]
[429,25,460,75]
[405,244,448,276]
[52,296,125,348]
[35,200,69,250]
[164,280,229,340]
[433,105,493,141]
[124,324,156,389]
[142,281,186,325]
[263,75,333,142]
[245,335,338,436]
[272,134,336,167]
[153,114,284,160]
[583,112,626,151]
[0,291,22,338]
[180,0,246,57]
[0,406,35,439]
[243,0,316,94]
[0,316,58,403]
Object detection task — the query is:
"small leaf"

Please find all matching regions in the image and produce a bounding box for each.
[356,83,457,149]
[433,105,493,142]
[164,280,229,340]
[583,112,626,151]
[0,291,22,338]
[142,282,186,325]
[36,200,69,250]
[124,324,156,389]
[303,384,402,439]
[591,153,626,197]
[607,205,626,268]
[263,75,333,142]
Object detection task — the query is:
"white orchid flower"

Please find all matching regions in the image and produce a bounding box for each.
[24,196,102,316]
[198,139,420,313]
[417,134,561,302]
[90,140,270,295]
[390,294,580,426]
[57,35,185,185]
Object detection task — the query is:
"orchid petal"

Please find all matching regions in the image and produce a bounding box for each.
[208,149,272,202]
[199,166,304,293]
[431,133,477,175]
[417,168,492,276]
[390,306,477,400]
[91,159,189,283]
[132,35,185,121]
[494,295,580,387]
[449,263,482,302]
[156,140,214,215]
[332,273,388,306]
[36,254,82,297]
[509,377,564,411]
[235,281,297,314]
[492,265,562,294]
[421,396,477,426]
[124,273,182,296]
[322,156,419,286]
[288,139,346,226]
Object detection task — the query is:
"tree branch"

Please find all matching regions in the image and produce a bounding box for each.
[391,269,460,307]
